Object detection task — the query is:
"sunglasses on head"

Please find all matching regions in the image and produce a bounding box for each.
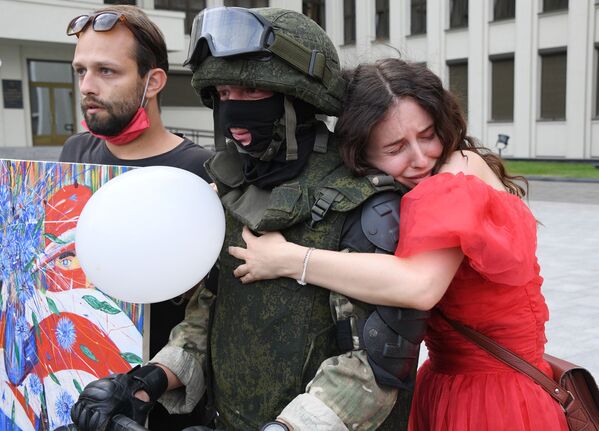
[66,11,133,36]
[67,11,164,71]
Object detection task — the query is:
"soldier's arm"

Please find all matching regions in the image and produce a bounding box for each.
[149,280,215,414]
[276,350,398,431]
[274,194,424,431]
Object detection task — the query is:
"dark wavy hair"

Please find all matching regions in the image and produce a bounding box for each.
[335,58,526,197]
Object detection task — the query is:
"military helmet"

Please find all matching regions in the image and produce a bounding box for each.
[185,7,346,116]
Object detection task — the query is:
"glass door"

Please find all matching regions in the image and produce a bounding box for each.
[28,60,76,146]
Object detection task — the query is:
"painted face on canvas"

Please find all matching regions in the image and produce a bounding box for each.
[366,97,443,188]
[41,184,91,291]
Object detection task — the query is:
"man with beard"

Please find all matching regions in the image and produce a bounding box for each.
[59,5,213,430]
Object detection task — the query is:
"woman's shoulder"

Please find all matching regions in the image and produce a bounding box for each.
[439,150,506,192]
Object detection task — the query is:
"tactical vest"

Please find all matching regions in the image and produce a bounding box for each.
[205,134,411,430]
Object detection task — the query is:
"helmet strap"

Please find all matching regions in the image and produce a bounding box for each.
[258,121,284,161]
[212,95,227,152]
[284,96,298,161]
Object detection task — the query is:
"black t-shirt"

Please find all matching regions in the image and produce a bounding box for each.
[60,132,213,183]
[60,132,215,428]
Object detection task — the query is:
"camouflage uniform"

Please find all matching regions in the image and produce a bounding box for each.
[152,7,418,430]
[153,137,410,430]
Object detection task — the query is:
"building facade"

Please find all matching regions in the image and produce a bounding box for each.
[0,0,598,159]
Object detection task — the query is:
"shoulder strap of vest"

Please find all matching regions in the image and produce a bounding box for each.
[313,121,329,154]
[309,160,408,228]
[310,187,342,227]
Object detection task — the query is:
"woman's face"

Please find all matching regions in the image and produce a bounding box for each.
[366,97,443,188]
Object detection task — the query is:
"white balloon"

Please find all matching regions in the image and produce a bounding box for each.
[75,166,225,303]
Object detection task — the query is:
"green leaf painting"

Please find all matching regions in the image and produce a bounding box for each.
[80,345,98,362]
[44,232,69,245]
[120,352,143,365]
[32,312,41,341]
[47,297,60,315]
[73,379,84,394]
[49,372,60,386]
[82,295,122,315]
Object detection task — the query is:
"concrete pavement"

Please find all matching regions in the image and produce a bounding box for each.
[528,180,599,378]
[0,146,62,162]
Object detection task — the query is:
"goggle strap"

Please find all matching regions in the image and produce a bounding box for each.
[284,96,298,161]
[269,33,331,88]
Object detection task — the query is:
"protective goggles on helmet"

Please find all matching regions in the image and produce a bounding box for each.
[184,7,334,87]
[67,11,133,36]
[184,7,275,68]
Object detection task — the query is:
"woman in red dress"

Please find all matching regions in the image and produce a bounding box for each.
[228,58,568,430]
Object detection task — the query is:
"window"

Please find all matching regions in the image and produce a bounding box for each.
[344,0,356,44]
[224,0,269,6]
[155,0,206,34]
[540,50,567,120]
[449,0,468,29]
[493,0,515,21]
[490,56,514,121]
[375,0,390,40]
[448,60,468,116]
[411,0,427,35]
[161,73,203,107]
[543,0,568,12]
[303,0,326,29]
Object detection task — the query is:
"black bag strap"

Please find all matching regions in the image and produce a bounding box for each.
[436,309,573,408]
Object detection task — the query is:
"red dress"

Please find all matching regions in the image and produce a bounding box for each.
[396,173,568,431]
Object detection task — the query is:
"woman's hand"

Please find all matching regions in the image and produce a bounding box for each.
[229,226,305,284]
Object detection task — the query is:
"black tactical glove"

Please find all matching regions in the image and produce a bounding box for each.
[70,365,168,431]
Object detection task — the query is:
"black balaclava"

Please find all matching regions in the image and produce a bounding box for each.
[217,94,316,189]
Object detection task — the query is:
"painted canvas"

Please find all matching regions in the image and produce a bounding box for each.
[0,159,144,431]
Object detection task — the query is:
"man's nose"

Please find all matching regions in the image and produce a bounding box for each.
[79,73,98,96]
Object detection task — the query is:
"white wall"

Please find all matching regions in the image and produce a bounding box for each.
[1,0,598,159]
[323,0,598,159]
[0,0,185,51]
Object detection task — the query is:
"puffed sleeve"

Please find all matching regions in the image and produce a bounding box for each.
[395,173,538,286]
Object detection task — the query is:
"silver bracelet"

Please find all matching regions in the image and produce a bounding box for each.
[297,247,315,285]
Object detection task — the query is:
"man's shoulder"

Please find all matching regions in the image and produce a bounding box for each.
[60,132,104,163]
[176,137,213,161]
[156,136,214,182]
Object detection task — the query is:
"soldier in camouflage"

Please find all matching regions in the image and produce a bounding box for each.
[70,7,427,431]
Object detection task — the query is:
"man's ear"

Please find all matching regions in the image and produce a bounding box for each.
[145,68,167,99]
